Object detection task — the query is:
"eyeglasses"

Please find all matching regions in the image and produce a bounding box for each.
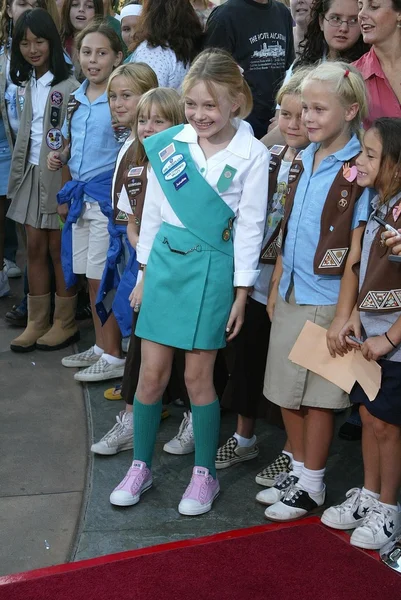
[324,16,359,28]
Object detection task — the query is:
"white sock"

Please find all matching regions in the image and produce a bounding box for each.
[291,459,304,478]
[380,500,399,512]
[102,353,126,366]
[362,487,380,499]
[234,432,256,447]
[282,450,293,461]
[93,344,104,356]
[298,466,325,495]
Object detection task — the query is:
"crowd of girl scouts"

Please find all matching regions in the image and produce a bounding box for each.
[1,0,401,554]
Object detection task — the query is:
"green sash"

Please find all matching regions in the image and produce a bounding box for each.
[144,124,234,257]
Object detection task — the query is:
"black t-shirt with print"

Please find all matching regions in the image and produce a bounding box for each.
[204,0,294,139]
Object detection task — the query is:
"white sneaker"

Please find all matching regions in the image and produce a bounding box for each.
[3,259,22,278]
[0,270,10,297]
[74,356,125,382]
[321,488,378,531]
[163,412,194,455]
[91,410,133,455]
[350,502,401,550]
[256,472,299,506]
[264,483,326,522]
[62,346,101,368]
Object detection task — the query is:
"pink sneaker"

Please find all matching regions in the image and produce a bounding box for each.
[178,466,220,516]
[109,460,152,507]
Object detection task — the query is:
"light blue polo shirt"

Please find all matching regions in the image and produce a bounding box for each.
[62,79,121,183]
[279,134,372,306]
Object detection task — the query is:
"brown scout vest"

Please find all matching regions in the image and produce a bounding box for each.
[260,144,288,264]
[358,202,401,313]
[276,154,363,276]
[113,141,148,226]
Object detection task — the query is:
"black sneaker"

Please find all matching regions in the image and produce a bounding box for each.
[264,484,326,522]
[4,304,28,327]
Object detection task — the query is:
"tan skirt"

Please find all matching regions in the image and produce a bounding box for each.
[7,163,60,230]
[264,291,350,410]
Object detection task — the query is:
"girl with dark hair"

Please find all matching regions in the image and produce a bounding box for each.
[48,23,126,382]
[60,0,103,61]
[262,0,368,147]
[321,118,401,550]
[6,8,79,352]
[127,0,203,89]
[0,0,60,299]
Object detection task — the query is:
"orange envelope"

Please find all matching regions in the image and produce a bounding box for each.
[288,321,381,401]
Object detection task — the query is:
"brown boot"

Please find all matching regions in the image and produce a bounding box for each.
[36,294,80,351]
[10,293,51,353]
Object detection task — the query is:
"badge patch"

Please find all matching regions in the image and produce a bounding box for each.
[319,248,348,269]
[159,143,175,162]
[343,162,357,182]
[46,128,62,150]
[50,91,63,107]
[128,166,144,177]
[174,173,189,190]
[116,210,129,222]
[270,145,285,155]
[217,164,237,193]
[393,204,401,223]
[165,161,186,181]
[162,154,184,175]
[17,87,26,96]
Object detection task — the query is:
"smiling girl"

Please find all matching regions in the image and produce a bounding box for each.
[47,23,125,381]
[321,118,401,550]
[262,62,372,523]
[109,48,269,516]
[7,8,78,352]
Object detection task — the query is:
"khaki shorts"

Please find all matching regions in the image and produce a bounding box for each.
[72,201,109,280]
[264,292,350,410]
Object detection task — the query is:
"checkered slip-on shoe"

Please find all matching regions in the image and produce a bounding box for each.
[74,357,125,382]
[215,436,259,470]
[255,452,292,487]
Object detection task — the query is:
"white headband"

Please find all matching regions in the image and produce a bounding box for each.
[120,4,142,18]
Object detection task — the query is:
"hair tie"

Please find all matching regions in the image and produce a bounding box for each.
[344,69,350,78]
[237,65,244,77]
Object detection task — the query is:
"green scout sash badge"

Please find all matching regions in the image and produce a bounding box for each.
[217,165,237,194]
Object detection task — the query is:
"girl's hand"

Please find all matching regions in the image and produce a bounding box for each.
[383,229,401,255]
[47,151,63,171]
[57,203,69,223]
[129,277,143,311]
[326,316,349,358]
[361,335,393,361]
[226,289,247,342]
[339,311,362,351]
[266,285,278,321]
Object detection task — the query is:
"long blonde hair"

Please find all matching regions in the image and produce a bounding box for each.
[107,62,158,99]
[182,48,253,119]
[301,61,368,135]
[133,87,185,165]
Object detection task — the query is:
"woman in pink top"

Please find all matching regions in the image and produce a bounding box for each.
[354,0,401,127]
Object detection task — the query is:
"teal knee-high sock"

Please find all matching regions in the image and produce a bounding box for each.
[133,396,162,468]
[190,398,220,478]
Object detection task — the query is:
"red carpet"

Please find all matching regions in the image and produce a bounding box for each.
[1,519,400,600]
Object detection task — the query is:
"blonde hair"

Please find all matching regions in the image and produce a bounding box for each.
[133,87,185,165]
[182,48,253,119]
[276,66,313,105]
[301,61,368,135]
[107,62,158,98]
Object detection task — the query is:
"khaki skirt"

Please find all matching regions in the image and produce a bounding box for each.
[7,163,59,230]
[264,292,350,410]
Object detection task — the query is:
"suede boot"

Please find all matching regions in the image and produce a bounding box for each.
[36,294,80,351]
[10,293,51,353]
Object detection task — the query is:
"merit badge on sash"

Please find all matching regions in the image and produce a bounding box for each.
[343,162,357,182]
[46,128,63,150]
[128,166,144,178]
[217,165,237,193]
[50,91,63,127]
[159,143,175,163]
[17,87,25,112]
[270,145,285,156]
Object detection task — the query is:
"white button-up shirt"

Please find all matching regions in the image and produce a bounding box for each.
[28,70,53,165]
[137,120,270,287]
